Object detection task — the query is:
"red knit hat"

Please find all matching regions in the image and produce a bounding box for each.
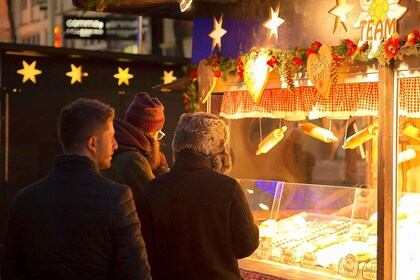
[124,92,165,133]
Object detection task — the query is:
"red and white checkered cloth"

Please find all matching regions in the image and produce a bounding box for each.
[400,78,420,118]
[220,79,420,120]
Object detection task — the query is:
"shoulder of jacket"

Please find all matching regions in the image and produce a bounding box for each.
[115,148,149,163]
[99,175,132,198]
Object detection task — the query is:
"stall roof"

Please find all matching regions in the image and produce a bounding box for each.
[73,0,264,20]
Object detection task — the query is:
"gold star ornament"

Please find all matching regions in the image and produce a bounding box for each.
[66,64,88,84]
[17,60,42,84]
[263,5,284,41]
[329,0,354,33]
[113,67,133,86]
[208,14,227,51]
[162,70,177,84]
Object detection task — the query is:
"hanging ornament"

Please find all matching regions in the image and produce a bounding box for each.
[262,5,284,41]
[401,124,420,141]
[208,14,227,52]
[17,60,42,84]
[281,60,294,92]
[256,126,287,155]
[342,120,378,149]
[300,123,338,143]
[113,67,133,86]
[197,59,217,104]
[353,0,407,57]
[330,60,339,85]
[398,149,417,164]
[307,45,333,98]
[328,0,354,33]
[66,64,88,85]
[162,70,177,84]
[243,54,270,103]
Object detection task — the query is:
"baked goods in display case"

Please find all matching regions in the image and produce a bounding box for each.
[238,179,420,280]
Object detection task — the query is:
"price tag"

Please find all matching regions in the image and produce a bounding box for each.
[279,248,296,264]
[256,240,271,259]
[300,252,317,269]
[270,246,282,262]
[362,259,377,279]
[338,254,359,278]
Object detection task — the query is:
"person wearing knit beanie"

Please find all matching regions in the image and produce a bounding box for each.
[139,112,259,279]
[124,92,165,134]
[101,92,169,219]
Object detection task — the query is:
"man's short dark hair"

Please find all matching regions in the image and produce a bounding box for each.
[58,98,114,153]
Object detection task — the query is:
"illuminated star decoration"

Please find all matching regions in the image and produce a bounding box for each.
[162,70,177,84]
[113,67,133,86]
[17,60,42,84]
[208,14,227,52]
[66,64,88,84]
[328,0,354,33]
[263,5,284,41]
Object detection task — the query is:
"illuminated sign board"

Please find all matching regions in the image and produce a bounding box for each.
[63,16,137,40]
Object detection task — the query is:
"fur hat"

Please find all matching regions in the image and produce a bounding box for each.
[124,92,165,134]
[172,112,232,174]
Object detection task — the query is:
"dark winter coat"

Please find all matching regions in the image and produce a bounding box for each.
[101,144,154,211]
[140,152,259,280]
[1,154,151,280]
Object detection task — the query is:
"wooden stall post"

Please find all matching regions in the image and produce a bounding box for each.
[377,62,398,280]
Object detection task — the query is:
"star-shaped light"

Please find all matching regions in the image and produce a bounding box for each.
[162,70,177,84]
[113,67,133,86]
[66,64,88,85]
[208,14,227,51]
[17,60,42,84]
[329,0,354,33]
[263,6,284,40]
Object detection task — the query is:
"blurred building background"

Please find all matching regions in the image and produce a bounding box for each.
[0,0,193,57]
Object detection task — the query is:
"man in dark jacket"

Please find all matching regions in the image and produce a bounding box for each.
[140,112,259,279]
[1,98,151,280]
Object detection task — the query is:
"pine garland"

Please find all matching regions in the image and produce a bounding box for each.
[183,29,420,112]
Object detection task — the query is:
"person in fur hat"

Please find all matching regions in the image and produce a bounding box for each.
[102,92,169,213]
[139,112,259,280]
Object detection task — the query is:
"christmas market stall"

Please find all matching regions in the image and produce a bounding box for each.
[180,0,420,279]
[75,0,420,279]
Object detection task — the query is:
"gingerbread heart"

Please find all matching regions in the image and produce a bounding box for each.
[307,45,333,98]
[243,54,270,103]
[197,59,217,103]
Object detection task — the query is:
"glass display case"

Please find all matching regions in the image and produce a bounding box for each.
[237,179,420,280]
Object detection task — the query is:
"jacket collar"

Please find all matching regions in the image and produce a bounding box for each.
[172,152,212,171]
[54,154,99,173]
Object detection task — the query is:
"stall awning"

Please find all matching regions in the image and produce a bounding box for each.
[219,78,420,120]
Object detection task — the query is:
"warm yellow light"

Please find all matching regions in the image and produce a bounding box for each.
[397,149,416,164]
[66,64,88,85]
[180,0,193,12]
[300,123,338,143]
[162,70,177,84]
[401,124,420,141]
[17,60,42,84]
[113,67,133,86]
[342,120,378,149]
[246,189,254,194]
[256,126,287,155]
[259,203,269,211]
